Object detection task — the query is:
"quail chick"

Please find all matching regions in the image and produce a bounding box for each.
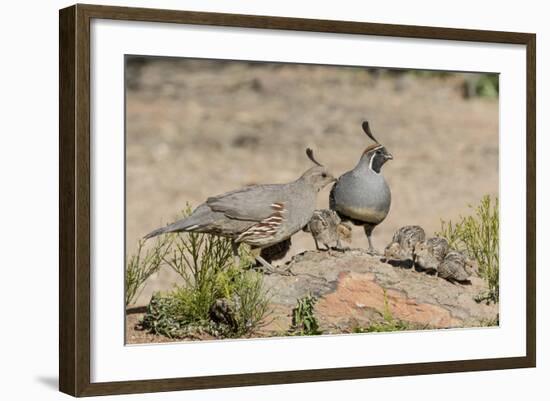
[330,121,393,254]
[145,148,336,274]
[209,298,236,329]
[304,209,352,251]
[437,250,475,283]
[384,225,426,266]
[336,221,353,245]
[414,237,449,274]
[384,242,405,260]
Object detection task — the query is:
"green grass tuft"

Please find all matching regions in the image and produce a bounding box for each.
[139,266,271,339]
[353,290,411,333]
[437,195,499,303]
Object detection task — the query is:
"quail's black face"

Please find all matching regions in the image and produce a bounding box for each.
[366,145,393,173]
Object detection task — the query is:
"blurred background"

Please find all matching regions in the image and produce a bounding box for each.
[125,56,498,306]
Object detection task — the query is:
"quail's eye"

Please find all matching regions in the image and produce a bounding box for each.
[321,173,327,178]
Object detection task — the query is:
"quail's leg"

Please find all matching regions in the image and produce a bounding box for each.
[363,224,379,255]
[255,255,275,273]
[319,240,330,252]
[334,238,350,252]
[313,237,321,251]
[255,255,293,276]
[231,240,241,267]
[412,253,422,273]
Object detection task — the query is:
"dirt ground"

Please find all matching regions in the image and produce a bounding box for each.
[125,57,498,307]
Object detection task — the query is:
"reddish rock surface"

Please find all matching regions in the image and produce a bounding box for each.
[316,271,461,330]
[262,249,498,333]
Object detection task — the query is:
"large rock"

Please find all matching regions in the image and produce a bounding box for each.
[261,249,498,334]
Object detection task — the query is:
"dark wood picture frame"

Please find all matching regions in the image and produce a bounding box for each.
[59,3,536,397]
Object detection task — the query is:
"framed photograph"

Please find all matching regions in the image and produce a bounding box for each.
[59,4,536,397]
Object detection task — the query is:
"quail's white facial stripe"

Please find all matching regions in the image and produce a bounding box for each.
[368,145,384,173]
[368,152,377,172]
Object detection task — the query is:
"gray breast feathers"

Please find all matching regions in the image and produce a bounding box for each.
[330,170,391,224]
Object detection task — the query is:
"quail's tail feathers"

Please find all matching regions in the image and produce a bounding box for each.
[143,219,199,240]
[143,226,167,240]
[143,205,212,240]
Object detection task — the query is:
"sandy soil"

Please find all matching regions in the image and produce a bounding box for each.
[125,58,498,306]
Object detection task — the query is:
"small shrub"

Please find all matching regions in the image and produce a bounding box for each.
[137,205,270,339]
[437,195,499,303]
[462,73,499,99]
[125,236,171,306]
[138,293,188,338]
[290,294,322,336]
[353,320,410,333]
[474,74,499,98]
[139,267,271,339]
[353,290,410,333]
[231,269,272,336]
[162,205,254,285]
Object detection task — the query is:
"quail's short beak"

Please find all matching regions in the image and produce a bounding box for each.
[385,152,393,160]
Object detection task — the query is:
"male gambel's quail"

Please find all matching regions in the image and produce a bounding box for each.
[304,209,352,251]
[384,225,426,267]
[414,237,450,274]
[330,121,393,254]
[144,149,336,273]
[437,251,476,283]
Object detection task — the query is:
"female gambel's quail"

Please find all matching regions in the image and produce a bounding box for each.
[384,225,425,267]
[414,237,450,274]
[304,209,352,251]
[144,148,336,274]
[437,250,476,283]
[330,121,393,254]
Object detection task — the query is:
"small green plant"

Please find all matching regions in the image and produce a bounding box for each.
[162,205,253,284]
[437,195,499,303]
[462,73,499,99]
[139,267,271,338]
[290,294,322,336]
[137,205,271,339]
[353,320,410,333]
[138,293,187,338]
[125,236,171,306]
[230,269,272,335]
[474,74,499,98]
[353,290,410,333]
